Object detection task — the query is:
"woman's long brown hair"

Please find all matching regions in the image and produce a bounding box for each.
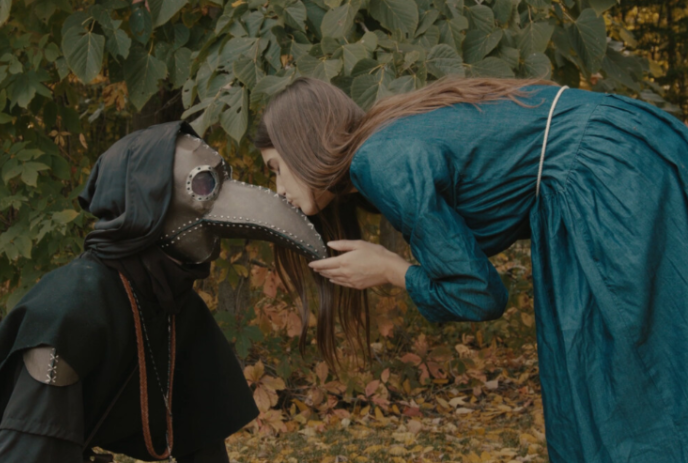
[254,75,557,369]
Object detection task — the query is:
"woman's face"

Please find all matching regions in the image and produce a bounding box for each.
[260,147,334,216]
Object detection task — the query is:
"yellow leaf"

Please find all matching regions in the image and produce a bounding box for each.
[254,386,272,412]
[407,419,422,435]
[520,433,538,445]
[364,445,383,454]
[315,361,329,384]
[467,451,481,463]
[436,397,450,409]
[389,446,407,456]
[79,133,88,149]
[521,312,534,327]
[374,406,385,422]
[262,375,286,391]
[380,368,390,383]
[403,379,411,394]
[286,311,302,337]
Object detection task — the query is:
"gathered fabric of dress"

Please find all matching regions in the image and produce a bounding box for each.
[349,85,688,462]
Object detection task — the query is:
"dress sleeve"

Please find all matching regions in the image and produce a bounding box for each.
[349,137,508,323]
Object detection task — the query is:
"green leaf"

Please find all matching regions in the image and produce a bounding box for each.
[466,57,514,77]
[499,46,519,69]
[523,52,551,79]
[61,11,90,37]
[525,0,550,8]
[415,9,439,38]
[173,23,190,49]
[2,159,21,184]
[51,155,71,180]
[359,31,378,52]
[368,0,419,37]
[220,87,249,144]
[602,47,641,91]
[0,0,11,27]
[90,4,116,31]
[44,43,62,63]
[493,0,514,25]
[233,55,265,89]
[123,45,168,110]
[416,25,440,48]
[6,71,51,108]
[467,5,494,33]
[568,8,606,73]
[56,58,69,81]
[0,113,11,124]
[321,0,361,38]
[351,58,379,77]
[169,47,191,89]
[387,75,414,94]
[16,149,44,161]
[106,29,132,59]
[351,72,392,110]
[130,2,153,44]
[245,11,265,37]
[218,38,266,71]
[61,26,105,84]
[517,21,554,58]
[52,209,80,225]
[284,0,308,32]
[14,235,31,259]
[463,28,502,64]
[342,43,369,75]
[21,162,49,187]
[426,44,464,77]
[149,0,188,28]
[190,99,223,137]
[588,0,617,16]
[438,17,467,52]
[296,55,343,82]
[252,75,293,99]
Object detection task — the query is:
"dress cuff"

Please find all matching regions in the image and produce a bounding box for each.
[405,265,453,323]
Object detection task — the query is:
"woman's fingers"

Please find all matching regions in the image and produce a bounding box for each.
[329,278,352,288]
[317,269,345,279]
[308,255,344,270]
[326,240,361,252]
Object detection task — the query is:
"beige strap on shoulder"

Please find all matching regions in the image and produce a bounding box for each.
[536,85,569,198]
[23,346,79,386]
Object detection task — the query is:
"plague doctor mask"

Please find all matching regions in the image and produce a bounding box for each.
[159,133,328,264]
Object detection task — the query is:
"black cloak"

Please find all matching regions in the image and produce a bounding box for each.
[0,121,258,461]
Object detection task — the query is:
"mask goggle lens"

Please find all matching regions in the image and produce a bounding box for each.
[187,166,220,201]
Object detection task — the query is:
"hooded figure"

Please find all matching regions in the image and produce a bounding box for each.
[0,121,326,462]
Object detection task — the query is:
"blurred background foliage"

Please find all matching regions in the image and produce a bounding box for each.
[0,0,686,434]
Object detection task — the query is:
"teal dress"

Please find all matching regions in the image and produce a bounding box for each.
[349,85,688,462]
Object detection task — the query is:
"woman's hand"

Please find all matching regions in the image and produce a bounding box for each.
[308,240,412,290]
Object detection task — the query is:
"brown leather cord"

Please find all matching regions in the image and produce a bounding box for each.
[119,273,176,460]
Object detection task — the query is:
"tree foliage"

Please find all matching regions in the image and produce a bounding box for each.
[0,0,672,311]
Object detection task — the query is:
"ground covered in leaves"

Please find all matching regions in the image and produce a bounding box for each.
[221,343,547,463]
[113,240,547,463]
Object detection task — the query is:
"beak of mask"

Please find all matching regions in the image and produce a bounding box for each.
[158,133,328,264]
